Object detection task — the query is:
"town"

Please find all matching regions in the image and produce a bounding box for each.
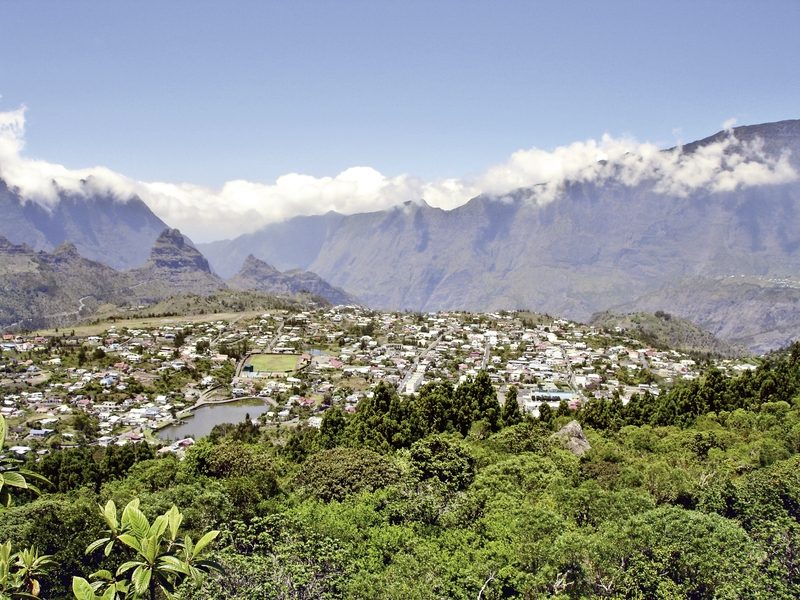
[1,306,757,455]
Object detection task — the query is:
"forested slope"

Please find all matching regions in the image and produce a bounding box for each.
[2,345,800,598]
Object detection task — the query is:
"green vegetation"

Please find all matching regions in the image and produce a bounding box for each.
[75,500,222,600]
[245,353,299,373]
[0,416,48,507]
[591,310,746,359]
[2,344,800,598]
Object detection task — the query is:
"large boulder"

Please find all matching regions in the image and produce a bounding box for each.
[551,420,591,456]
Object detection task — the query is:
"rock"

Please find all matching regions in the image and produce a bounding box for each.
[551,420,591,456]
[127,228,226,299]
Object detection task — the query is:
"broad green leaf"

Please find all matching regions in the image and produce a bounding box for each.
[72,576,96,600]
[89,569,113,581]
[17,468,49,486]
[141,535,160,563]
[158,555,189,575]
[116,559,144,576]
[191,530,219,558]
[1,472,28,488]
[117,534,141,553]
[131,565,152,595]
[85,537,111,556]
[102,500,118,530]
[149,514,168,540]
[101,587,117,600]
[195,558,225,574]
[122,504,149,539]
[165,505,183,541]
[0,414,6,449]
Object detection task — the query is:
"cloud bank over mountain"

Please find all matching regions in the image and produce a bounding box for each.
[0,107,796,242]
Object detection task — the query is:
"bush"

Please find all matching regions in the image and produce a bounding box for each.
[294,448,400,502]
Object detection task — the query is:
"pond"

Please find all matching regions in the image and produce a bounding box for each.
[156,399,270,441]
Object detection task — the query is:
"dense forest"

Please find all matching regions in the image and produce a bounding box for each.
[2,344,800,599]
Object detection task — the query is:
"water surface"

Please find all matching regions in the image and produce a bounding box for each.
[157,399,269,440]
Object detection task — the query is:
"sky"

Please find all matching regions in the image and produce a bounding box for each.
[1,0,799,241]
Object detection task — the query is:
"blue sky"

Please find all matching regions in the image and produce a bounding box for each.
[0,1,798,240]
[3,0,798,185]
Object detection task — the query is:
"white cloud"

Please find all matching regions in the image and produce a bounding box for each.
[0,108,796,242]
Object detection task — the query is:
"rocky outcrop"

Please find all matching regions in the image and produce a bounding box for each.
[127,229,226,300]
[551,420,591,456]
[0,237,128,330]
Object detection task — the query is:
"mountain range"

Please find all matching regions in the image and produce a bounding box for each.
[197,120,800,352]
[0,229,351,330]
[0,178,168,270]
[1,119,799,352]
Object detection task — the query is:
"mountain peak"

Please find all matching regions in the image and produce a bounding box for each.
[677,118,800,165]
[228,254,356,305]
[154,228,189,248]
[53,241,80,257]
[239,254,280,275]
[144,228,211,273]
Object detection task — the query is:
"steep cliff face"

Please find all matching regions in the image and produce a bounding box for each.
[0,178,168,269]
[127,229,227,300]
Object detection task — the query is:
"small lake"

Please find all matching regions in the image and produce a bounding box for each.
[156,399,270,441]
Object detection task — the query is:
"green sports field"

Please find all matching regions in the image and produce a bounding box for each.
[245,353,300,373]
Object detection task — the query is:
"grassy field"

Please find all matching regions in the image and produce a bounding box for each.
[246,353,300,373]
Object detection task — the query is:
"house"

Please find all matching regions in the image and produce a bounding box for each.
[28,428,55,438]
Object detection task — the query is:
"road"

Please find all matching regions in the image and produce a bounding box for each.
[481,341,491,370]
[397,331,445,392]
[4,295,94,331]
[559,346,579,393]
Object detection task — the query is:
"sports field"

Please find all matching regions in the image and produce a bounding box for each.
[245,353,300,373]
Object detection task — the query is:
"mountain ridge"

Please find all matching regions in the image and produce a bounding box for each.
[228,254,357,305]
[0,178,169,270]
[199,119,800,352]
[0,229,356,330]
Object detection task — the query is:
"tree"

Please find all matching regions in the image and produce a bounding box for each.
[452,371,501,435]
[502,386,522,426]
[346,382,418,450]
[409,435,476,492]
[293,447,400,502]
[79,499,222,600]
[538,402,554,428]
[173,332,186,348]
[318,406,347,449]
[73,410,100,442]
[414,382,447,431]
